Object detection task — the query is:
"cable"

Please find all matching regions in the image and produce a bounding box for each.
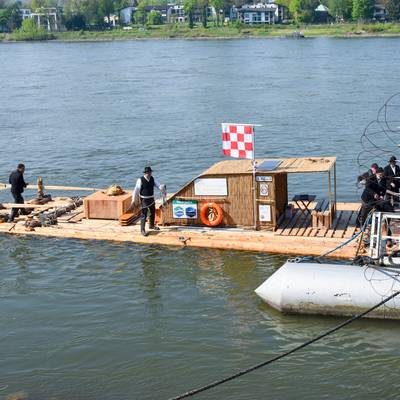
[168,289,400,400]
[294,211,372,264]
[358,93,400,173]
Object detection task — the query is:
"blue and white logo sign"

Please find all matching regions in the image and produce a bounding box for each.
[172,200,198,219]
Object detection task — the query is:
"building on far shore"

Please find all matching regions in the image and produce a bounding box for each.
[30,7,63,31]
[20,8,32,20]
[314,4,332,23]
[167,5,186,23]
[372,4,386,21]
[232,3,286,24]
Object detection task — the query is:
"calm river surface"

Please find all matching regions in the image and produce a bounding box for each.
[1,38,400,400]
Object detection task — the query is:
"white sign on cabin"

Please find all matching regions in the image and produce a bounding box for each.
[194,178,228,196]
[259,204,271,222]
[256,176,272,182]
[260,183,269,197]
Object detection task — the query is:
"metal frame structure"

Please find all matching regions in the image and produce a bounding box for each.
[369,211,400,260]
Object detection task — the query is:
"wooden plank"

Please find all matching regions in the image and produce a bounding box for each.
[0,183,100,191]
[68,212,85,223]
[333,210,353,238]
[343,210,360,238]
[326,210,343,238]
[0,203,52,209]
[292,213,311,236]
[281,209,303,236]
[275,218,291,235]
[336,202,362,212]
[316,226,328,237]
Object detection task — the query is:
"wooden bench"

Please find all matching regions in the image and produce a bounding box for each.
[311,198,335,229]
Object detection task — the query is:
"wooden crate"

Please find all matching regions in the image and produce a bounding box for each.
[84,191,132,220]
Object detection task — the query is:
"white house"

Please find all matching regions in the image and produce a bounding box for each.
[167,5,186,23]
[19,8,32,20]
[234,3,285,24]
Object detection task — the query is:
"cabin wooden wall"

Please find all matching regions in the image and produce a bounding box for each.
[162,174,254,227]
[162,172,288,229]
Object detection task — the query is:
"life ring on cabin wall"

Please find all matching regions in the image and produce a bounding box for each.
[200,202,224,227]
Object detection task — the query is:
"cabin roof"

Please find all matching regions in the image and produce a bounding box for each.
[201,157,336,176]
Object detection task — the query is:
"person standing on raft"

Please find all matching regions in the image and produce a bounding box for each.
[132,166,164,237]
[8,163,28,222]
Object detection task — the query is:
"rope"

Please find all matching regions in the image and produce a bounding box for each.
[318,213,372,259]
[168,289,400,400]
[292,212,373,265]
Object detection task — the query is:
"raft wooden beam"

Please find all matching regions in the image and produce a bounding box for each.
[0,203,54,209]
[0,200,362,260]
[0,183,101,191]
[0,220,360,259]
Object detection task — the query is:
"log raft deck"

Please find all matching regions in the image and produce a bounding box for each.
[0,157,362,259]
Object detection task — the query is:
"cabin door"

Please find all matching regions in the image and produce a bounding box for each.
[255,175,275,229]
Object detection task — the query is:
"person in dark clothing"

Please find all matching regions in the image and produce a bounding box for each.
[360,163,379,182]
[8,163,28,222]
[359,167,392,226]
[384,156,400,192]
[131,166,163,237]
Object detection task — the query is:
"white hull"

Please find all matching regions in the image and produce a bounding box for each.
[255,261,400,319]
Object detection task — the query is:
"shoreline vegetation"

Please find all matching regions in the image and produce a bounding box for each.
[2,22,400,41]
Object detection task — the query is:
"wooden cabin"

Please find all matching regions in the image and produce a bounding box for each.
[162,157,337,230]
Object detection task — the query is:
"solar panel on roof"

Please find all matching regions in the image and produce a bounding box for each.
[257,160,282,171]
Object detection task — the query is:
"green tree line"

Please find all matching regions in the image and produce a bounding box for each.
[1,0,400,34]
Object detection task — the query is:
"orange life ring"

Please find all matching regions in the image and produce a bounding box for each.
[200,202,224,227]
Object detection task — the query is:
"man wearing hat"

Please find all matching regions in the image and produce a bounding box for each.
[384,156,400,193]
[132,166,163,236]
[359,167,392,226]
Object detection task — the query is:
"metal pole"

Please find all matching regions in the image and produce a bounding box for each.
[328,169,332,225]
[253,126,257,230]
[334,162,337,215]
[253,160,257,230]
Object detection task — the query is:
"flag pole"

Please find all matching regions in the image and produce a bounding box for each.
[252,126,257,230]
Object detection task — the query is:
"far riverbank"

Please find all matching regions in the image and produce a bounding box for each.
[2,22,400,42]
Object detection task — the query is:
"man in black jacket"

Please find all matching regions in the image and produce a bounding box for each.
[360,163,379,183]
[384,156,400,192]
[359,167,392,226]
[8,163,28,222]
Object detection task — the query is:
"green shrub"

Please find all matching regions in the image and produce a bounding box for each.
[13,18,54,40]
[363,23,391,32]
[147,10,162,25]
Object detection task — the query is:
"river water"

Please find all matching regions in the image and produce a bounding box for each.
[1,38,400,400]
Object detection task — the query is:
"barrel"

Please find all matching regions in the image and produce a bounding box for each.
[255,261,400,319]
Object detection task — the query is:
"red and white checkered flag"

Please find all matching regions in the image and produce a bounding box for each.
[222,123,254,159]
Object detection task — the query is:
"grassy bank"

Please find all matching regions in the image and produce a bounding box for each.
[3,22,400,42]
[54,23,400,40]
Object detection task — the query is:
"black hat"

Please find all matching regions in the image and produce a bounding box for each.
[377,167,384,173]
[143,166,153,173]
[389,156,397,163]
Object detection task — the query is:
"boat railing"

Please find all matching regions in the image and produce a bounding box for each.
[369,211,400,261]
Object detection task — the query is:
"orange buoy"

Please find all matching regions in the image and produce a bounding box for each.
[200,202,224,227]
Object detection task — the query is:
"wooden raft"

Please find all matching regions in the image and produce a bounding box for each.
[0,197,363,260]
